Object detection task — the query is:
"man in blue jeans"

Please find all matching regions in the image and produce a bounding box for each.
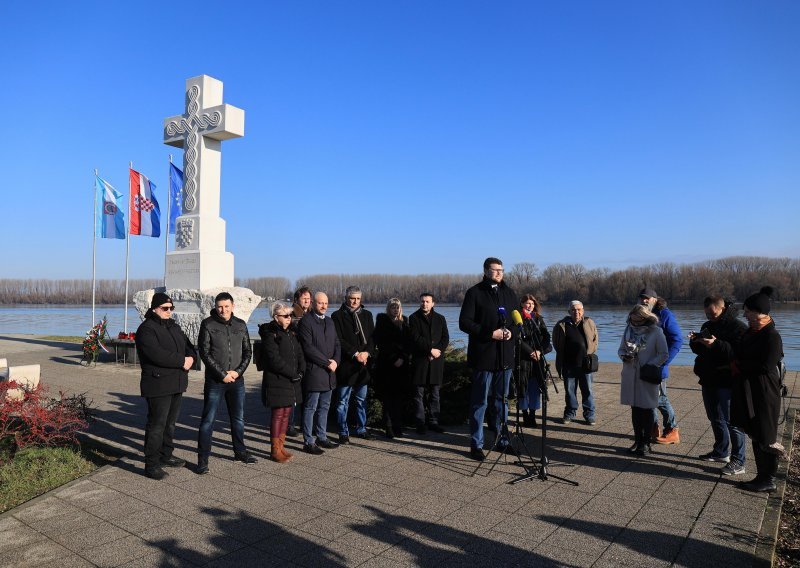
[459,257,519,461]
[639,288,684,444]
[197,292,256,474]
[331,286,376,444]
[552,301,599,425]
[690,295,748,474]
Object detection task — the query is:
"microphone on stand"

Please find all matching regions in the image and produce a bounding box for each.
[497,306,507,325]
[511,309,524,330]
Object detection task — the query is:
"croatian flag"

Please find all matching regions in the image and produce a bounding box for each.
[94,175,126,239]
[129,168,161,237]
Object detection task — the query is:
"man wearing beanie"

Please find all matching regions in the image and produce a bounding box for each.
[135,293,196,480]
[639,288,684,444]
[731,286,784,493]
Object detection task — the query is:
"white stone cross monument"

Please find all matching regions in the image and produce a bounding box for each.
[133,75,261,342]
[163,74,243,290]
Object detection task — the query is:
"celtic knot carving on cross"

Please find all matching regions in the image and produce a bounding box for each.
[163,75,244,233]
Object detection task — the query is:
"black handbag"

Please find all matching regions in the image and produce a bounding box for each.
[583,353,599,373]
[640,364,663,384]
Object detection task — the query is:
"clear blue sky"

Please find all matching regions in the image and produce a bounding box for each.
[2,1,798,283]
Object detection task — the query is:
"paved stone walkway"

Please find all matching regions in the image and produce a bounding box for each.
[0,334,797,567]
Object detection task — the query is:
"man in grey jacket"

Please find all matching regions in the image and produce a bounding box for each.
[196,292,255,474]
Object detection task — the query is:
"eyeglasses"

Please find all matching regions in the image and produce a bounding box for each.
[488,268,504,273]
[276,314,292,319]
[159,305,175,312]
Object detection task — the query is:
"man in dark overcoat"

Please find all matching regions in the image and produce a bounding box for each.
[135,292,196,479]
[408,292,450,434]
[331,286,376,444]
[297,292,341,454]
[459,257,518,461]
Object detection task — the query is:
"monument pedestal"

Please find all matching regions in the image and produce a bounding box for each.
[165,250,234,290]
[133,287,262,344]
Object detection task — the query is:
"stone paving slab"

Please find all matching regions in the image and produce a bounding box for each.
[0,334,797,567]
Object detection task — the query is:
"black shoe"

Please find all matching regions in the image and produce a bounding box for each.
[286,426,299,437]
[416,425,427,435]
[634,444,651,457]
[355,431,374,440]
[234,452,257,464]
[196,459,209,475]
[562,416,572,425]
[395,429,405,438]
[628,441,640,454]
[522,414,535,428]
[469,448,485,461]
[337,435,351,445]
[318,438,339,449]
[161,456,186,468]
[428,424,445,434]
[145,467,169,480]
[303,444,324,455]
[740,476,777,493]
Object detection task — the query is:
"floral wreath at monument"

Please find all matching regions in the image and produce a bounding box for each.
[81,317,109,367]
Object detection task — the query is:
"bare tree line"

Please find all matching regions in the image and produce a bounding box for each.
[1,256,797,305]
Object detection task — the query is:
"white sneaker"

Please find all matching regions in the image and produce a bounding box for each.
[721,462,746,476]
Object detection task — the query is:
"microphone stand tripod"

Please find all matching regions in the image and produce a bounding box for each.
[511,317,578,486]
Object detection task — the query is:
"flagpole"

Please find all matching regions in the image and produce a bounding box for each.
[124,162,132,333]
[92,169,98,330]
[164,155,172,287]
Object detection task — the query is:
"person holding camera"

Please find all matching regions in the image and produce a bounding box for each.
[552,300,599,425]
[260,302,306,463]
[618,304,668,456]
[689,296,748,475]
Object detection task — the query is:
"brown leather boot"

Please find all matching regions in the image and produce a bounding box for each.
[655,427,680,445]
[271,438,290,463]
[279,434,293,460]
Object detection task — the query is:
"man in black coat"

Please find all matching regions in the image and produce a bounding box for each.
[331,286,376,444]
[297,292,341,454]
[135,293,196,480]
[408,293,450,435]
[196,292,255,474]
[690,296,748,475]
[459,257,518,461]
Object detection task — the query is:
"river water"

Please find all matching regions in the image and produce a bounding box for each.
[1,303,798,369]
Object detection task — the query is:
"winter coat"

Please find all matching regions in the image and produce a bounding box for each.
[198,310,252,383]
[258,320,304,408]
[331,305,376,387]
[297,312,341,392]
[653,300,683,380]
[408,309,450,386]
[690,303,747,388]
[552,317,598,376]
[618,321,668,408]
[135,311,196,398]
[731,320,783,444]
[518,314,552,383]
[458,278,518,371]
[373,314,411,392]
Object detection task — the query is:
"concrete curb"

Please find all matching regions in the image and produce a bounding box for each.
[753,407,796,568]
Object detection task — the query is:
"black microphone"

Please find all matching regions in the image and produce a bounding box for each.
[497,306,507,325]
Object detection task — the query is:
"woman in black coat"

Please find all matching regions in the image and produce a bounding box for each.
[731,287,784,493]
[373,298,410,438]
[516,294,552,428]
[259,302,305,463]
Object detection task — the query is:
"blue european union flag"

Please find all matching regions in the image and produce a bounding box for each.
[168,163,183,235]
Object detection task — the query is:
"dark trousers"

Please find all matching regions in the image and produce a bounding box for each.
[197,379,246,459]
[414,384,440,426]
[144,393,183,470]
[753,440,779,480]
[631,406,656,446]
